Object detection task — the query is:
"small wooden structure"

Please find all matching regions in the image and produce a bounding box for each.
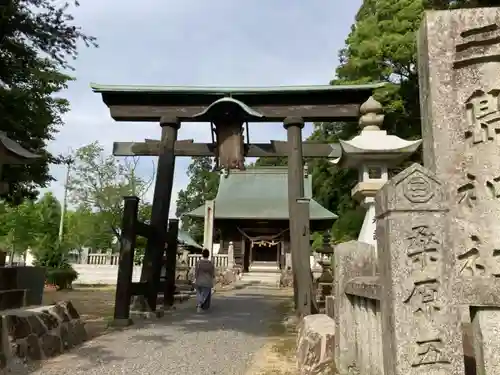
[0,131,39,195]
[91,83,383,320]
[0,132,44,309]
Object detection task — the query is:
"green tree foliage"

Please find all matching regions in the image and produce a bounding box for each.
[64,208,114,253]
[34,191,61,246]
[305,0,500,243]
[0,0,96,202]
[25,192,65,265]
[67,142,154,238]
[0,199,38,260]
[175,157,219,243]
[0,192,68,265]
[254,156,287,167]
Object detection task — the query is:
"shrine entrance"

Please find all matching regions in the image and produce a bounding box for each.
[90,83,382,320]
[252,241,279,263]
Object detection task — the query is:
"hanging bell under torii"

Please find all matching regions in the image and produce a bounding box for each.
[193,97,264,170]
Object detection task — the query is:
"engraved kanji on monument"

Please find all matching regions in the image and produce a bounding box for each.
[419,8,500,375]
[375,163,464,375]
[419,7,500,304]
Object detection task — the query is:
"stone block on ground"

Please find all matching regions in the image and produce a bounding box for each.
[280,268,293,288]
[296,314,336,375]
[175,265,190,281]
[216,269,236,286]
[0,300,87,370]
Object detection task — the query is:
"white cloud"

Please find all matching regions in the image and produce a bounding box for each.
[43,0,363,218]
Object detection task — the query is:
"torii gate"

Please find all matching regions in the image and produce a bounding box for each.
[90,83,383,323]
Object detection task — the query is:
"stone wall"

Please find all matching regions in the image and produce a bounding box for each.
[334,241,383,375]
[0,301,87,370]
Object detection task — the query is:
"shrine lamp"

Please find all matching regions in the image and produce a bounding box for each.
[332,97,422,248]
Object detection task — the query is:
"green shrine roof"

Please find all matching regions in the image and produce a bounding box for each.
[184,167,337,221]
[178,230,202,249]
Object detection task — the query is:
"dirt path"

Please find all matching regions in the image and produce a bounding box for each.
[16,286,292,375]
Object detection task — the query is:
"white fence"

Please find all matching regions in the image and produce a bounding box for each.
[73,264,142,285]
[72,253,230,285]
[84,253,229,268]
[187,254,229,268]
[87,254,120,265]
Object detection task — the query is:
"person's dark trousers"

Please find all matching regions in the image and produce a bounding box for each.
[201,291,211,310]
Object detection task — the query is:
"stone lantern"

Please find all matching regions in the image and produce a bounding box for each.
[332,97,421,249]
[315,233,334,312]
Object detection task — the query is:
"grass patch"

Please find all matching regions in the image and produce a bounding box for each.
[246,288,298,375]
[268,299,297,358]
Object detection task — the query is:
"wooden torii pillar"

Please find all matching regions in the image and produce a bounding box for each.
[284,117,318,316]
[134,117,179,311]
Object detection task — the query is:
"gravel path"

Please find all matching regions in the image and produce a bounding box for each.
[22,286,288,375]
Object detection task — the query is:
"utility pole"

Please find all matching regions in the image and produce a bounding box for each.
[58,157,74,243]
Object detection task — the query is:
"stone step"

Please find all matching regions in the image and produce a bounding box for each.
[240,272,280,286]
[249,262,280,273]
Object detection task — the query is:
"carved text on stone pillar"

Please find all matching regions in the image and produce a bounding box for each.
[404,279,441,320]
[464,89,500,145]
[457,173,500,207]
[486,176,500,198]
[457,234,500,278]
[403,220,451,368]
[412,337,451,367]
[454,23,500,68]
[457,173,478,207]
[406,225,440,274]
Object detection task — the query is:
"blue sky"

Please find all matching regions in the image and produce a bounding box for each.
[45,0,362,217]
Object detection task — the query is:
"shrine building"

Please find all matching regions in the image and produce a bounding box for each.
[184,166,336,272]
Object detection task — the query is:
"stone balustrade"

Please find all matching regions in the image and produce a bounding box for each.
[333,241,383,375]
[344,276,383,375]
[86,253,120,265]
[187,254,229,269]
[84,253,229,269]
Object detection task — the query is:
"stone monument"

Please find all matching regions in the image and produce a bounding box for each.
[419,8,500,375]
[375,164,464,375]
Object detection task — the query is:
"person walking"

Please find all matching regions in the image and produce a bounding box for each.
[194,249,215,313]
